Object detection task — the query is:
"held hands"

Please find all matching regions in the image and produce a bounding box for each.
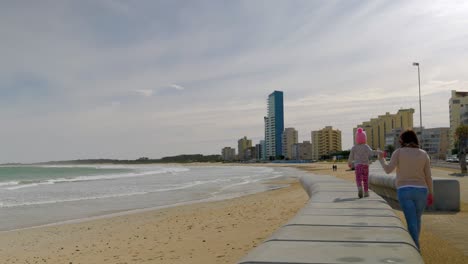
[427,193,434,206]
[376,149,386,159]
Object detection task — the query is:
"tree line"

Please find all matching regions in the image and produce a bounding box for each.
[34,154,223,165]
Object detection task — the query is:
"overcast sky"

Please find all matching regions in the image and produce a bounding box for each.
[1,1,467,163]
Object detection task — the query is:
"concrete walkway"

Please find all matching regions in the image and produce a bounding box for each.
[423,166,468,255]
[239,173,423,263]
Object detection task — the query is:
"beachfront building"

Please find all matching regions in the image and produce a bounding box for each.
[264,91,284,160]
[255,143,263,161]
[260,140,266,160]
[237,136,252,161]
[354,109,414,150]
[221,147,236,161]
[416,127,450,160]
[292,141,313,160]
[449,90,468,152]
[424,127,450,160]
[243,146,256,161]
[385,126,449,160]
[282,127,298,160]
[311,126,342,160]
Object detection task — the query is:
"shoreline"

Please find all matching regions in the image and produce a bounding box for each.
[0,180,292,234]
[0,177,308,264]
[0,164,295,232]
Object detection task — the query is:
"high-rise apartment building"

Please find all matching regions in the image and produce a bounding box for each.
[354,109,414,150]
[292,141,313,160]
[221,147,236,161]
[255,143,263,160]
[418,127,449,160]
[449,90,468,152]
[311,126,342,160]
[264,91,284,159]
[260,140,266,160]
[237,136,252,161]
[282,127,298,160]
[386,127,449,160]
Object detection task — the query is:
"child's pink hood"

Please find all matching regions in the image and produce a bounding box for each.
[356,128,367,144]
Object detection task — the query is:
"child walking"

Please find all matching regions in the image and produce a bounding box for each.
[348,128,376,198]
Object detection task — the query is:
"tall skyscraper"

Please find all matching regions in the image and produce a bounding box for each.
[264,91,284,159]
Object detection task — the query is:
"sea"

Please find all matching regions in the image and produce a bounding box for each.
[0,164,308,231]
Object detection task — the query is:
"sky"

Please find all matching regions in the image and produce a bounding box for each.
[1,0,468,163]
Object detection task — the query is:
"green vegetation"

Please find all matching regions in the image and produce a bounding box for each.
[385,145,395,157]
[455,125,468,173]
[33,154,223,165]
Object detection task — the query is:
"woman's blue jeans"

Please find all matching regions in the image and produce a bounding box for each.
[397,187,428,249]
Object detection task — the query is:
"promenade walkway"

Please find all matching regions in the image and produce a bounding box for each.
[294,163,468,262]
[238,170,423,263]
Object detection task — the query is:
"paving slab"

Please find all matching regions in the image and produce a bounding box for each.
[298,208,395,216]
[268,225,417,248]
[310,192,386,203]
[239,241,422,264]
[286,215,404,229]
[303,201,390,210]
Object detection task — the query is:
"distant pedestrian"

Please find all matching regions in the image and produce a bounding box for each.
[377,129,433,250]
[348,128,376,198]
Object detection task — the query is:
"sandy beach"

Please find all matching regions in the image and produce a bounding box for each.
[0,162,467,264]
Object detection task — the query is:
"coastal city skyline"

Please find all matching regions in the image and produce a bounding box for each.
[1,1,467,163]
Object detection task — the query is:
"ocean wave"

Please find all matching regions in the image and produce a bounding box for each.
[0,191,149,208]
[3,167,191,190]
[0,181,19,187]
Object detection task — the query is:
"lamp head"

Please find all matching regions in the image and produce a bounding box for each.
[413,62,419,66]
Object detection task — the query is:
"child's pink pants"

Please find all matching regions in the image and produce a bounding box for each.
[355,164,369,192]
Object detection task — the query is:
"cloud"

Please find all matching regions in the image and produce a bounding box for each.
[133,89,154,97]
[169,84,185,90]
[0,1,467,163]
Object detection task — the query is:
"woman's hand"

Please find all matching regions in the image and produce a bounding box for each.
[376,150,385,159]
[427,193,434,206]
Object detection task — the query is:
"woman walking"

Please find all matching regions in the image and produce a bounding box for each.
[377,129,433,249]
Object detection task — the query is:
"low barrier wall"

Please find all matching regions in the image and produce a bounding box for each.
[238,173,423,264]
[369,163,460,212]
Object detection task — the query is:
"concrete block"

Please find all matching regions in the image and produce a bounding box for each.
[432,178,460,211]
[238,241,423,264]
[303,201,390,210]
[285,215,404,229]
[298,208,395,217]
[308,192,385,203]
[268,225,417,248]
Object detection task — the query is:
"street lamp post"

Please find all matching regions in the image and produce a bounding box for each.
[413,62,422,148]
